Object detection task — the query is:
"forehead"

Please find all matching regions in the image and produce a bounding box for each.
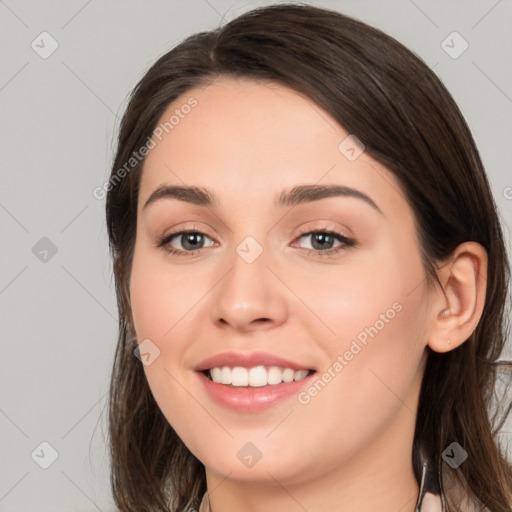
[138,77,408,218]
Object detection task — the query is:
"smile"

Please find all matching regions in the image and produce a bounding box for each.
[207,365,312,387]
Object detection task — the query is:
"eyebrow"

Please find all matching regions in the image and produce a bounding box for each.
[142,184,382,213]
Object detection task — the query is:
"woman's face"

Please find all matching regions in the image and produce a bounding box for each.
[130,77,433,486]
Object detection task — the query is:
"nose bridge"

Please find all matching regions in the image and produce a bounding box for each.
[210,231,287,330]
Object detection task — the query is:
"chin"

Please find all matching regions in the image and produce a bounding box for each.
[193,439,313,484]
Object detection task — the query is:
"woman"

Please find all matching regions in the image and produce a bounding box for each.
[105,4,512,511]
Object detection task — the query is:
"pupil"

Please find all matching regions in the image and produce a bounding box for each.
[312,233,333,250]
[183,233,202,250]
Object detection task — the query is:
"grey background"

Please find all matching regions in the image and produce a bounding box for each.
[1,0,511,510]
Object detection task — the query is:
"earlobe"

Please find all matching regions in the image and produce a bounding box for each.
[427,242,488,354]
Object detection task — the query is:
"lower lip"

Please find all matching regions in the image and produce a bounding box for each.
[197,371,315,412]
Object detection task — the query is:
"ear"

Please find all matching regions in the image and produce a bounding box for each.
[427,242,488,353]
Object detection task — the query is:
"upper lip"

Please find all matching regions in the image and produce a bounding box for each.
[195,351,315,372]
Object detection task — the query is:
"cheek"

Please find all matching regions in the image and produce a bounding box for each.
[285,238,426,352]
[290,242,428,422]
[129,250,210,449]
[129,246,199,345]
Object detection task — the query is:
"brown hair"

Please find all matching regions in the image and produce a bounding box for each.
[105,3,512,511]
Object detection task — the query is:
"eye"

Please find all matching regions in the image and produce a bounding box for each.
[293,229,355,256]
[157,228,215,255]
[157,227,355,257]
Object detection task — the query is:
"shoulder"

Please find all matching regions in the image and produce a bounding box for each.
[421,470,492,512]
[421,492,443,512]
[197,491,209,512]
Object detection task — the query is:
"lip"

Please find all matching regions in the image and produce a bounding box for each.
[196,370,316,412]
[195,351,314,372]
[195,351,316,413]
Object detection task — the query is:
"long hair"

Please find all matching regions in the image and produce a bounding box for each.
[105,4,512,510]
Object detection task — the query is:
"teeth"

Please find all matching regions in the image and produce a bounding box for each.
[208,366,310,387]
[232,367,249,386]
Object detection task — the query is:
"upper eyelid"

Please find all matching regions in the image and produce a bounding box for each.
[162,226,349,240]
[160,219,352,239]
[161,228,215,245]
[295,224,351,236]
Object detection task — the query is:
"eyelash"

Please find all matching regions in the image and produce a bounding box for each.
[157,227,356,258]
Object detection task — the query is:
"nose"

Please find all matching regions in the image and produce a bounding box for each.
[210,246,288,333]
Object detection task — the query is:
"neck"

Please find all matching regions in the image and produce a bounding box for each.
[205,406,420,512]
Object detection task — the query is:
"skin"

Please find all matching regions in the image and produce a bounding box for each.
[129,77,488,512]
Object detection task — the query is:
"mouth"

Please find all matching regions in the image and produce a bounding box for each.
[202,366,315,387]
[195,351,317,411]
